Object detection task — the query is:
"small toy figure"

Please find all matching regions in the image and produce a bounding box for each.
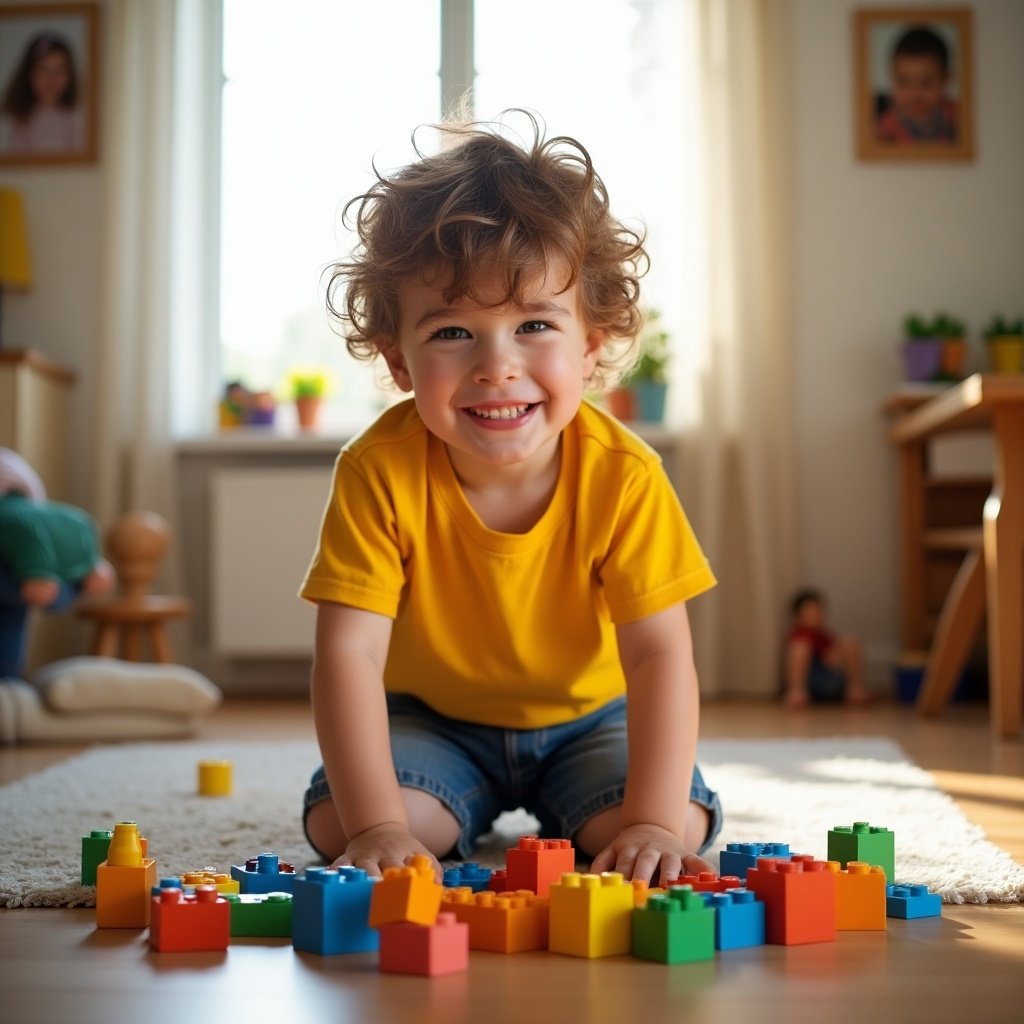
[784,589,870,708]
[0,448,113,678]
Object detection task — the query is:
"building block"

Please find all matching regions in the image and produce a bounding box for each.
[505,836,576,897]
[230,852,297,894]
[827,822,895,883]
[441,887,549,952]
[442,863,493,892]
[827,861,887,930]
[707,889,766,950]
[293,866,379,954]
[96,822,157,928]
[81,829,112,885]
[180,869,240,895]
[719,843,792,881]
[632,887,715,964]
[548,872,635,958]
[630,879,665,907]
[197,759,232,796]
[487,869,508,893]
[378,912,469,976]
[148,885,230,952]
[225,892,294,937]
[886,883,942,920]
[368,855,442,928]
[665,870,743,893]
[745,856,836,945]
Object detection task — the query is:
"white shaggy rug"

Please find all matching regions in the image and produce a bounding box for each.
[1,737,1021,908]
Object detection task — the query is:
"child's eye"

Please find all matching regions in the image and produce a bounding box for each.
[429,326,471,341]
[519,320,552,334]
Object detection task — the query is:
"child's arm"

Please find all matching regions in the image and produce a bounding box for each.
[311,601,440,877]
[590,602,714,885]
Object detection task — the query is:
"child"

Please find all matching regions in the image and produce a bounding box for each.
[876,25,957,144]
[784,589,870,707]
[300,113,721,887]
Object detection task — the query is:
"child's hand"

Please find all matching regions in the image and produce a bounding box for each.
[20,578,60,607]
[589,823,714,888]
[332,822,443,882]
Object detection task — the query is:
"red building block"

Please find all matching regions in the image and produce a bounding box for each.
[745,856,836,945]
[487,869,508,893]
[148,885,230,952]
[506,837,575,897]
[378,912,469,976]
[664,871,743,893]
[368,855,442,928]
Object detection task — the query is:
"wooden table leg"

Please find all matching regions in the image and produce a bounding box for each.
[985,403,1024,738]
[122,625,142,662]
[899,440,929,651]
[149,624,173,664]
[93,622,119,658]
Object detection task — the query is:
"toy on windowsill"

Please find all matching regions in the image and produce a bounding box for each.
[218,380,277,429]
[784,588,871,708]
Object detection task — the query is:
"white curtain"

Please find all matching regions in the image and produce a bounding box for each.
[680,0,801,697]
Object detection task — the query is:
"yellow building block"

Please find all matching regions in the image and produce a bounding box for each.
[368,855,441,928]
[181,869,241,895]
[827,860,887,930]
[548,872,635,958]
[197,760,233,797]
[96,822,157,928]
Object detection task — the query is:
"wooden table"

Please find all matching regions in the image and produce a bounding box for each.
[890,374,1024,737]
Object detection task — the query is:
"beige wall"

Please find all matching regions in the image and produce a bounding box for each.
[790,0,1024,675]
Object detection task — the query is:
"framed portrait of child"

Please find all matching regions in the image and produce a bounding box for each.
[0,3,98,167]
[854,7,974,162]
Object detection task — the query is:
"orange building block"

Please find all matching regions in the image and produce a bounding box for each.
[378,912,469,976]
[828,861,887,930]
[149,885,230,952]
[368,855,441,928]
[665,871,743,893]
[506,836,576,897]
[548,872,635,958]
[96,822,157,929]
[745,855,836,945]
[441,888,549,952]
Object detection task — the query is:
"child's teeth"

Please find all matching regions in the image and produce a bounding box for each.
[472,405,529,419]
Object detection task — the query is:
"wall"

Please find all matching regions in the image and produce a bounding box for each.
[790,0,1024,677]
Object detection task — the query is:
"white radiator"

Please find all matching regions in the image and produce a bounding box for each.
[210,468,332,655]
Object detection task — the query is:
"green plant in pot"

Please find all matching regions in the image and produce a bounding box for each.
[287,367,333,431]
[901,312,966,382]
[611,309,670,422]
[982,315,1024,374]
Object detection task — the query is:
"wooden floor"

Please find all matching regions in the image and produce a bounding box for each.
[1,697,1022,1024]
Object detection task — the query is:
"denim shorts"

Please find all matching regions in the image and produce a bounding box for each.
[303,693,723,860]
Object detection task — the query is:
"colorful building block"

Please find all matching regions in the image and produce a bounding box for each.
[827,861,887,930]
[665,870,743,893]
[719,842,792,881]
[441,887,549,952]
[630,879,664,907]
[148,885,230,952]
[827,823,895,883]
[442,863,493,892]
[378,912,469,976]
[81,829,112,886]
[225,892,294,937]
[368,855,442,928]
[292,866,378,954]
[707,889,766,950]
[632,887,715,964]
[197,759,233,796]
[745,856,836,945]
[506,836,576,897]
[180,869,240,895]
[886,883,942,919]
[487,869,508,893]
[230,852,297,894]
[96,821,157,928]
[548,872,635,958]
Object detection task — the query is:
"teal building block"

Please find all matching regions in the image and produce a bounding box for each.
[443,863,493,893]
[828,823,895,883]
[81,829,113,885]
[708,888,766,950]
[225,892,294,937]
[632,887,715,964]
[886,883,941,919]
[292,866,378,955]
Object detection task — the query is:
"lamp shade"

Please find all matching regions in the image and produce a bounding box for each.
[0,189,33,289]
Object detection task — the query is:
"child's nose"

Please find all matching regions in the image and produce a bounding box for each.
[473,337,521,384]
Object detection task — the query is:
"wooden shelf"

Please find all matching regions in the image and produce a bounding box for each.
[924,527,984,551]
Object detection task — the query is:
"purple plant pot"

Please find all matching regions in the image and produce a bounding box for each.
[901,339,943,382]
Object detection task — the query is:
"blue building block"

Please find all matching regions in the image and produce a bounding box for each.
[152,877,183,896]
[442,863,493,893]
[707,889,766,950]
[719,843,792,881]
[886,883,941,920]
[230,852,297,894]
[292,866,379,955]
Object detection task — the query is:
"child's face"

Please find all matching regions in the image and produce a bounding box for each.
[31,51,71,107]
[385,266,605,480]
[795,599,825,630]
[890,55,948,125]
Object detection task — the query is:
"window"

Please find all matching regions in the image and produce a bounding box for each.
[220,0,698,428]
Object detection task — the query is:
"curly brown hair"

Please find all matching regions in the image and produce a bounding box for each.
[325,111,649,388]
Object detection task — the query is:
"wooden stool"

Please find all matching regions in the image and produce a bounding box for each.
[76,511,193,664]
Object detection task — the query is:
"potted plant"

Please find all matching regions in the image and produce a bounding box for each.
[901,312,966,382]
[287,367,332,431]
[609,309,671,422]
[982,315,1024,374]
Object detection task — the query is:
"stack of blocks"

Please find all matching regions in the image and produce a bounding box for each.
[96,822,156,929]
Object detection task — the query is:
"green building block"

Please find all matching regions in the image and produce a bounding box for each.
[225,892,294,937]
[81,829,112,886]
[828,822,895,883]
[632,888,715,964]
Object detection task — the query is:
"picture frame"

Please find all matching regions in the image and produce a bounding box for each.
[0,3,99,167]
[854,7,974,162]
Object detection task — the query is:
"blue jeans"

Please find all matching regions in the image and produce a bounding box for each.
[0,563,76,679]
[303,692,723,860]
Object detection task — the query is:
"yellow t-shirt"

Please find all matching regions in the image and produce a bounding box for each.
[300,399,715,728]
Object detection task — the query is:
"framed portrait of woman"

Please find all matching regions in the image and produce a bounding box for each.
[0,3,98,166]
[855,7,974,162]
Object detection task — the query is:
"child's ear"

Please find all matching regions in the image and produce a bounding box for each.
[380,339,413,392]
[582,327,607,379]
